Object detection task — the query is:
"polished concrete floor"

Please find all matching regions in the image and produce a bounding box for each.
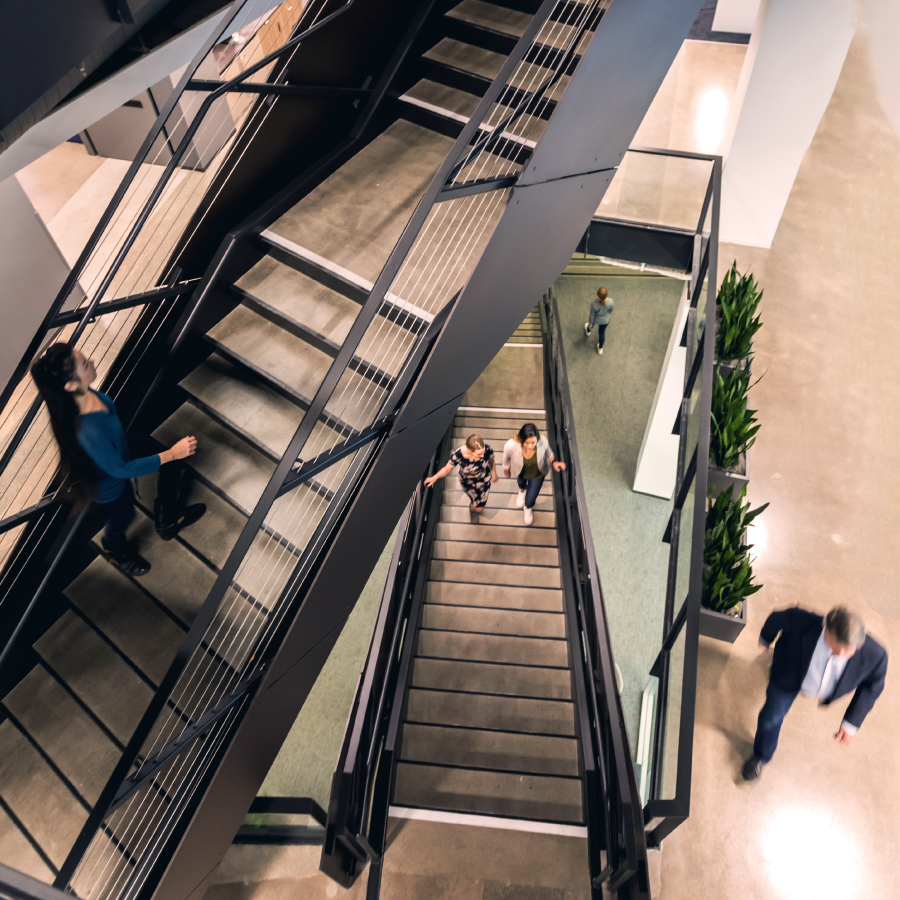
[658,33,900,900]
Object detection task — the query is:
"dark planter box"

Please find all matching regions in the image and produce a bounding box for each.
[708,451,749,498]
[699,601,747,643]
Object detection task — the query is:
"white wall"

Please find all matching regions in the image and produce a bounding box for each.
[719,0,855,247]
[712,0,762,34]
[862,0,900,141]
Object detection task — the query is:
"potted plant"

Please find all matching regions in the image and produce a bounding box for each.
[700,486,769,643]
[708,364,759,496]
[715,261,762,375]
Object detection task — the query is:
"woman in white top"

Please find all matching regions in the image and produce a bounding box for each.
[502,423,565,525]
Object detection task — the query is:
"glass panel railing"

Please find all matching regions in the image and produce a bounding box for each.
[660,620,687,800]
[596,152,713,231]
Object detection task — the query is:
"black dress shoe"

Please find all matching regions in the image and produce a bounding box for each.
[742,755,766,781]
[155,503,207,541]
[101,539,151,577]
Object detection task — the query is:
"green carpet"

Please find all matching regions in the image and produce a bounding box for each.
[552,272,683,752]
[260,523,399,808]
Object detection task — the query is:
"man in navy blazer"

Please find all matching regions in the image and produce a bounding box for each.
[743,605,888,781]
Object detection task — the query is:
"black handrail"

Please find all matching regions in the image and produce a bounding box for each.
[320,425,450,886]
[541,289,650,897]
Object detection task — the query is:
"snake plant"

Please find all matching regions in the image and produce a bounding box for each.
[716,261,762,362]
[702,485,769,613]
[710,364,760,471]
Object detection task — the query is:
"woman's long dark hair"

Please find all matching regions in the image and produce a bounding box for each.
[516,423,541,444]
[30,343,96,502]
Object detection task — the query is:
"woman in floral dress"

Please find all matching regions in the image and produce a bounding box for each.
[423,433,498,521]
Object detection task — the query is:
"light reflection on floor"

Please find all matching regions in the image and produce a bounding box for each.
[760,806,862,900]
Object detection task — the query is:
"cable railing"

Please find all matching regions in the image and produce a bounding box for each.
[0,0,343,580]
[0,0,613,895]
[541,289,649,896]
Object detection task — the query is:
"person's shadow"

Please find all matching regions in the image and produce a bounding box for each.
[699,637,772,784]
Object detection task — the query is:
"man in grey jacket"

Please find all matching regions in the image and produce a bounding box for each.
[584,286,614,354]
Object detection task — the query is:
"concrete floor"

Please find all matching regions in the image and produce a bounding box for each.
[657,32,900,900]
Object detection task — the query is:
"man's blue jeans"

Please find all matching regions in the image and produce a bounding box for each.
[753,681,798,761]
[516,475,545,510]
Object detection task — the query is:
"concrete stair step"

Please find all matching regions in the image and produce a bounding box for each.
[441,490,554,512]
[447,1,585,55]
[457,408,545,419]
[455,416,545,431]
[418,629,569,668]
[0,719,87,868]
[34,611,153,744]
[180,354,304,458]
[208,305,385,432]
[401,722,579,776]
[65,556,184,685]
[440,506,555,528]
[406,688,576,736]
[429,559,561,589]
[432,540,558,567]
[451,427,530,441]
[435,522,557,547]
[411,657,571,699]
[133,477,298,605]
[393,762,583,823]
[0,805,54,881]
[424,38,507,81]
[426,581,562,611]
[268,121,455,285]
[126,512,266,671]
[421,604,565,639]
[506,336,542,343]
[154,402,273,515]
[237,256,418,377]
[445,474,530,494]
[446,0,532,37]
[4,666,119,805]
[435,522,556,548]
[424,38,567,97]
[153,404,325,545]
[403,79,481,119]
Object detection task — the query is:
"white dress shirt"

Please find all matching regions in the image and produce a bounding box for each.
[800,629,857,735]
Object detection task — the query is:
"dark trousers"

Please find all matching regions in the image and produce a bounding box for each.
[586,323,608,348]
[99,434,178,552]
[516,475,545,510]
[753,681,798,762]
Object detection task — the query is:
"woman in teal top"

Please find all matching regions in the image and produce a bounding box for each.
[31,343,205,576]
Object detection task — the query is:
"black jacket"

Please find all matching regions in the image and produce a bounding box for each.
[760,607,888,729]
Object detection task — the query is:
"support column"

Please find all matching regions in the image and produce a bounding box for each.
[719,0,855,247]
[711,0,761,34]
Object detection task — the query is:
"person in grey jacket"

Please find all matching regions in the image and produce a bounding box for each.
[502,423,565,525]
[584,286,614,354]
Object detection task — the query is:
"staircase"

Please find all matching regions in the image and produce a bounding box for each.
[392,406,584,828]
[0,0,599,882]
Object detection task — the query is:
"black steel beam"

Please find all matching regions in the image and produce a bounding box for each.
[50,280,199,328]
